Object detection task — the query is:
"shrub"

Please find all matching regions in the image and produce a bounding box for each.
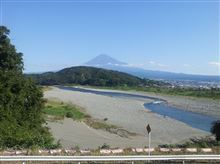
[211,120,220,141]
[66,112,73,118]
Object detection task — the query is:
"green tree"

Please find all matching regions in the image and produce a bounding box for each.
[211,120,220,141]
[0,26,56,149]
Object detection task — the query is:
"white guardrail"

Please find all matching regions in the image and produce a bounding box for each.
[0,155,220,162]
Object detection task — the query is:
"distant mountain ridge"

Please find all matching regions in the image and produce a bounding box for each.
[85,55,220,82]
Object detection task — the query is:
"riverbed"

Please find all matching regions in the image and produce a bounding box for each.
[58,86,218,132]
[44,86,209,149]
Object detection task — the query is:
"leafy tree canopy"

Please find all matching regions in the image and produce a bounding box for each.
[0,26,56,149]
[0,26,23,72]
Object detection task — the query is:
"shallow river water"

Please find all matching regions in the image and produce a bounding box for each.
[58,86,218,132]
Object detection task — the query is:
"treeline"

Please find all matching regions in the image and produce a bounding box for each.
[153,87,220,99]
[88,86,220,100]
[0,26,57,149]
[143,87,220,99]
[28,66,170,87]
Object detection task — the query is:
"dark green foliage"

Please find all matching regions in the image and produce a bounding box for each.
[28,66,169,87]
[87,85,220,99]
[0,26,23,72]
[135,86,220,99]
[100,143,110,149]
[28,66,140,86]
[0,26,56,149]
[211,120,220,141]
[66,112,73,118]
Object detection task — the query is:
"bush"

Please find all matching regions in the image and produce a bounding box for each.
[66,112,73,118]
[211,120,220,141]
[100,143,110,149]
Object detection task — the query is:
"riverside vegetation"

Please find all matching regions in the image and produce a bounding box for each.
[43,100,88,121]
[43,99,136,138]
[85,85,220,100]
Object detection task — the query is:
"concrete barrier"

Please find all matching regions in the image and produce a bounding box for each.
[111,149,124,154]
[135,148,144,153]
[171,148,182,152]
[38,150,49,154]
[144,148,155,152]
[159,148,170,152]
[100,149,111,154]
[15,150,27,155]
[186,148,197,153]
[49,149,62,155]
[0,147,215,156]
[80,150,91,154]
[64,149,76,154]
[3,151,15,156]
[201,148,212,153]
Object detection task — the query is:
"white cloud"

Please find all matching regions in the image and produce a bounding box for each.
[209,61,220,67]
[157,63,168,67]
[126,63,144,67]
[149,61,155,64]
[149,61,168,67]
[183,64,190,67]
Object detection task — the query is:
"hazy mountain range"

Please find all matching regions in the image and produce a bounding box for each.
[85,54,127,66]
[85,54,220,82]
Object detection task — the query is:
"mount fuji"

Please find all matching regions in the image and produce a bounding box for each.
[84,54,220,82]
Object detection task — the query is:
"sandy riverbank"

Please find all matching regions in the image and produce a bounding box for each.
[44,87,209,149]
[80,86,220,119]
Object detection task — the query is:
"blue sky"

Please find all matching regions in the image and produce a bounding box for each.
[1,0,219,75]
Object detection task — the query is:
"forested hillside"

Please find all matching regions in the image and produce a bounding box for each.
[28,66,169,87]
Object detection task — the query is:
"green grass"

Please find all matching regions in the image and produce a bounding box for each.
[43,101,88,121]
[43,100,136,137]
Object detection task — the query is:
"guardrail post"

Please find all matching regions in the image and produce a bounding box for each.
[131,161,134,164]
[183,160,185,164]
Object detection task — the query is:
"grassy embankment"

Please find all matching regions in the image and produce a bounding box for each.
[43,100,135,137]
